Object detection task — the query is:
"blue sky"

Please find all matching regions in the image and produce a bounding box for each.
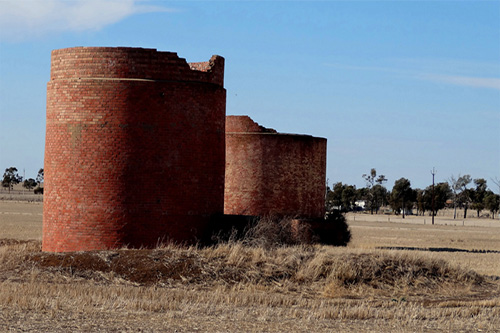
[0,0,499,191]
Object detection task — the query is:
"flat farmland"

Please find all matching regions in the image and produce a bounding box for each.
[1,201,499,332]
[0,201,42,240]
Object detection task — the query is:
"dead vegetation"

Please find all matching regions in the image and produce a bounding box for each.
[1,204,500,331]
[1,238,499,332]
[15,241,485,294]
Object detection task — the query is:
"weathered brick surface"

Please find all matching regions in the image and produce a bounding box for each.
[43,47,226,252]
[224,116,327,218]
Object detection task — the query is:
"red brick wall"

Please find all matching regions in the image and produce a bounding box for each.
[43,47,226,252]
[224,116,327,218]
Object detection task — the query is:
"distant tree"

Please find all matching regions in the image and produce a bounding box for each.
[490,177,500,220]
[390,178,413,218]
[415,189,425,216]
[484,191,500,219]
[325,182,340,211]
[341,184,357,212]
[362,168,388,188]
[423,182,451,216]
[23,178,37,191]
[470,178,487,217]
[356,187,369,201]
[32,168,45,194]
[448,174,472,219]
[362,168,388,214]
[448,175,460,219]
[326,182,357,212]
[36,168,44,187]
[370,184,389,214]
[2,167,22,193]
[457,175,472,219]
[325,185,333,213]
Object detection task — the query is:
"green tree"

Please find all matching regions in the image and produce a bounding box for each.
[390,178,413,218]
[457,175,472,219]
[492,178,500,220]
[326,182,342,212]
[2,167,22,193]
[470,178,487,217]
[448,175,471,218]
[326,182,357,212]
[416,189,425,216]
[448,175,460,219]
[36,168,44,187]
[362,168,388,188]
[484,191,500,219]
[370,184,389,214]
[423,182,451,216]
[449,174,472,219]
[23,178,37,191]
[362,168,388,214]
[341,184,357,212]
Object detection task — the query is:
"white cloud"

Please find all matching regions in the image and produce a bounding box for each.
[421,74,500,91]
[0,0,173,41]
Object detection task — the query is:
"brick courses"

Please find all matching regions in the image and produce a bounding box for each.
[224,116,327,218]
[43,47,226,252]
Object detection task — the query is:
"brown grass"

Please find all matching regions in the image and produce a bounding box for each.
[1,239,499,332]
[0,201,42,240]
[1,201,500,332]
[348,215,500,278]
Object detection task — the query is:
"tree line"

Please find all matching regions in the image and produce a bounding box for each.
[3,165,499,219]
[326,169,500,220]
[2,167,44,194]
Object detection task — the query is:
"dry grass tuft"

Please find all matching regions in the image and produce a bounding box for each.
[321,252,485,298]
[0,239,486,298]
[241,215,312,248]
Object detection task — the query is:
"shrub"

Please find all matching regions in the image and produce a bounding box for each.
[242,215,312,248]
[315,210,351,246]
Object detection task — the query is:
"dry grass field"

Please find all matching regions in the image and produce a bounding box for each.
[1,201,500,332]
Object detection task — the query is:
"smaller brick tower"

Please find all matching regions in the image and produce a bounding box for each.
[224,116,327,218]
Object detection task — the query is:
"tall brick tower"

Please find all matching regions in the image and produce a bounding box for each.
[43,47,226,252]
[224,116,327,218]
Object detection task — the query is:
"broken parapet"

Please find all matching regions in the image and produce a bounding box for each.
[224,116,327,219]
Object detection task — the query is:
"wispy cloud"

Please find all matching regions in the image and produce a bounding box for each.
[323,63,398,73]
[420,74,500,91]
[0,0,174,42]
[324,59,500,91]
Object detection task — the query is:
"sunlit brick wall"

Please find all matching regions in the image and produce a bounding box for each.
[224,116,327,219]
[43,47,226,252]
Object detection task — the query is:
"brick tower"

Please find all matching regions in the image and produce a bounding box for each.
[224,116,327,218]
[43,47,226,252]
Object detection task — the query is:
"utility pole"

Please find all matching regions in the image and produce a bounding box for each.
[431,168,436,225]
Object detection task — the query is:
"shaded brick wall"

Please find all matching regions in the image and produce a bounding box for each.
[224,116,327,218]
[43,47,226,252]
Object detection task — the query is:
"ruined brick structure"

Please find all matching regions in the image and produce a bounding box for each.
[224,116,327,218]
[43,47,226,252]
